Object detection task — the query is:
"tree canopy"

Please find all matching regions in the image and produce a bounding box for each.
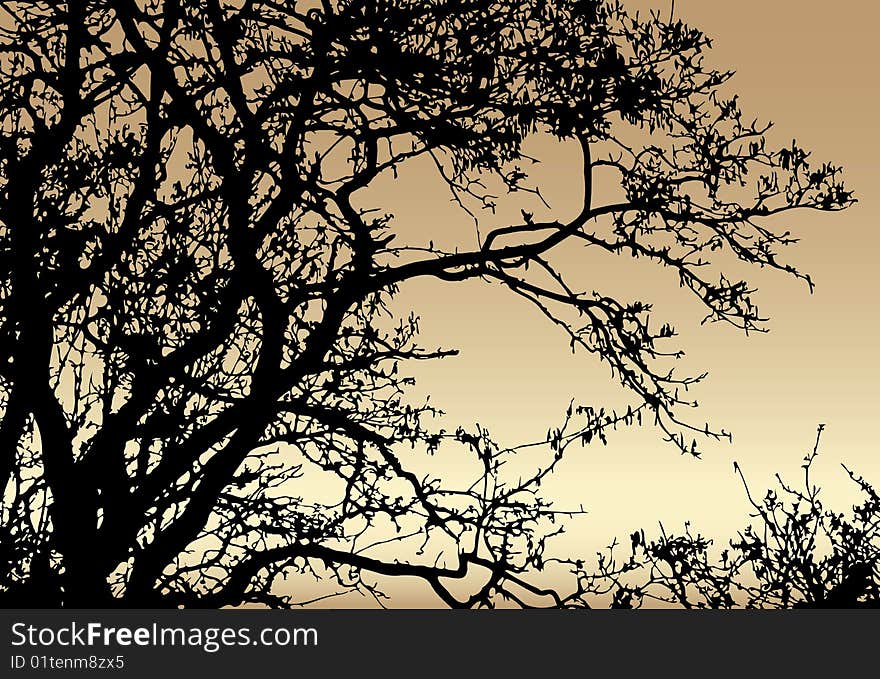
[0,0,856,607]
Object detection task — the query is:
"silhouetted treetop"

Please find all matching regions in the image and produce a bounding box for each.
[0,0,854,607]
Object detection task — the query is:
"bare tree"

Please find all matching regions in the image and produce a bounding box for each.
[0,0,853,607]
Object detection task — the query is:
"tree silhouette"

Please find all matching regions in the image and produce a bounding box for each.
[0,1,854,607]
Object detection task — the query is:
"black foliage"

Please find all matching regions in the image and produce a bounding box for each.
[0,0,857,607]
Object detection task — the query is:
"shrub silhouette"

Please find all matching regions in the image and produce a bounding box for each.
[581,428,880,609]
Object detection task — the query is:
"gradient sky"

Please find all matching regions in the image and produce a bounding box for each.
[381,0,880,564]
